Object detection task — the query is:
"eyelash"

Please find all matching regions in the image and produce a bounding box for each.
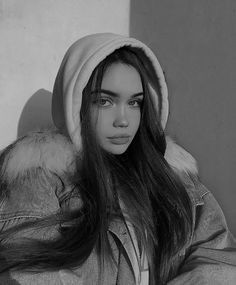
[97,98,112,106]
[129,99,143,107]
[94,97,143,107]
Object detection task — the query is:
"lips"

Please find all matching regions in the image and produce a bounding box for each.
[108,135,130,145]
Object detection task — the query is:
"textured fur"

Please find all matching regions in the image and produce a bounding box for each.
[0,131,198,184]
[0,130,77,184]
[0,131,198,231]
[165,136,198,176]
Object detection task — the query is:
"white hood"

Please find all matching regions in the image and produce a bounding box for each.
[52,33,169,151]
[51,33,198,175]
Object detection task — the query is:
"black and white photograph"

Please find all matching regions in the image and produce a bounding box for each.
[0,1,236,284]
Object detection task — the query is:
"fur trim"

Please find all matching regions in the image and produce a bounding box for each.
[1,131,198,183]
[1,130,76,183]
[165,136,198,175]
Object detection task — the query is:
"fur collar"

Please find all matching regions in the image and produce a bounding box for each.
[165,136,198,176]
[1,131,198,182]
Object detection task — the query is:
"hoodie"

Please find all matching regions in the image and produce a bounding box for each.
[51,33,198,175]
[51,33,169,150]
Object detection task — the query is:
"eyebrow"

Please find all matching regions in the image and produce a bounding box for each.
[91,89,144,98]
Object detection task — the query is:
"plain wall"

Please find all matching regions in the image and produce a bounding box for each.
[130,0,236,234]
[0,0,130,147]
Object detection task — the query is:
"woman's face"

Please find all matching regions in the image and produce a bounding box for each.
[91,63,143,155]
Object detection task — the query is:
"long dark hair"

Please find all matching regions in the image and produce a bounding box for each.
[0,47,193,284]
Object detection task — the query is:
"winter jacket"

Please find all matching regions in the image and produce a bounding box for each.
[1,33,236,284]
[0,131,236,284]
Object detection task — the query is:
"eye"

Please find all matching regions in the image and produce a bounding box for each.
[128,99,143,107]
[97,98,112,107]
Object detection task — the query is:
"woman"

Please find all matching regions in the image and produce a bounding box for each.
[0,33,236,284]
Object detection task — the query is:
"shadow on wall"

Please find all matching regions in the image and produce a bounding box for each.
[17,89,55,138]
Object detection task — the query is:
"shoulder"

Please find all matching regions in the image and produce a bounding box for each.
[0,129,80,228]
[165,136,198,176]
[164,137,236,243]
[1,129,77,182]
[164,136,210,205]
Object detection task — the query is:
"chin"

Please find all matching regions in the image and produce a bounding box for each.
[113,150,127,155]
[106,145,129,155]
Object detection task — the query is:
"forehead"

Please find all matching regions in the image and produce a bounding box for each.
[101,63,143,95]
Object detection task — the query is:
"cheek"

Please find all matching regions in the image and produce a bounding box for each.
[93,110,111,140]
[130,110,141,132]
[96,111,109,128]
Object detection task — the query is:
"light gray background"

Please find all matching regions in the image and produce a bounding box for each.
[130,0,236,234]
[0,0,129,147]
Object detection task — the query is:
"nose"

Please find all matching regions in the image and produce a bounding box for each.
[113,106,129,128]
